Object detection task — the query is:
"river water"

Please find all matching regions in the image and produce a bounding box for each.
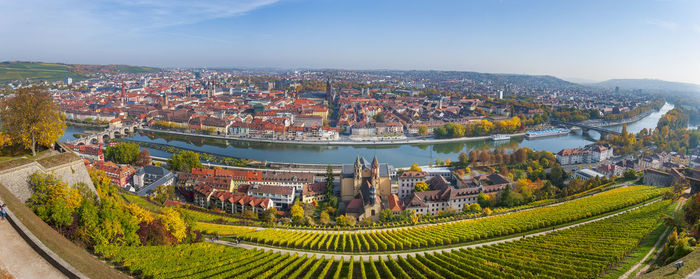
[60,103,676,167]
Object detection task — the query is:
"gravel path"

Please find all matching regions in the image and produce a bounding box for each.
[0,214,67,279]
[211,199,660,261]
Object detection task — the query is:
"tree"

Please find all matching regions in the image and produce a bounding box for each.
[105,142,141,164]
[479,150,491,165]
[458,152,468,165]
[260,208,277,223]
[549,165,565,188]
[623,169,636,180]
[290,202,305,224]
[159,208,187,243]
[134,149,152,167]
[152,185,174,204]
[469,203,482,213]
[379,209,394,222]
[319,211,331,224]
[325,165,335,199]
[167,151,203,172]
[0,88,66,156]
[434,158,444,166]
[409,163,422,172]
[444,158,451,166]
[482,207,493,216]
[414,181,429,192]
[345,215,357,226]
[418,125,428,137]
[335,215,348,226]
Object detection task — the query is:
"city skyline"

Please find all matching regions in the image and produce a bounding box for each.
[1,0,699,84]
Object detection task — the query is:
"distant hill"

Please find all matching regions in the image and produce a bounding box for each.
[592,78,700,95]
[0,61,160,83]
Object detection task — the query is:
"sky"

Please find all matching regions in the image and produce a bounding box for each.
[1,0,699,84]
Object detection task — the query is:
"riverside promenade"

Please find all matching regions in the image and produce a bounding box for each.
[139,127,526,146]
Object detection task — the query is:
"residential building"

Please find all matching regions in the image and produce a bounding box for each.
[133,166,175,196]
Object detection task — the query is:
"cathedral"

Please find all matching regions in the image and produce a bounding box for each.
[340,156,393,221]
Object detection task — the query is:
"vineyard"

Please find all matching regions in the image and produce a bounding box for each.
[239,186,665,252]
[96,199,672,279]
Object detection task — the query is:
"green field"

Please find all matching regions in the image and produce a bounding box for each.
[0,61,160,83]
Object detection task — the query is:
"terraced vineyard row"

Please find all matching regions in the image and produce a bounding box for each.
[96,199,672,279]
[240,186,665,252]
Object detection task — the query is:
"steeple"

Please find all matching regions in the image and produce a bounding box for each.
[355,155,361,167]
[371,155,379,168]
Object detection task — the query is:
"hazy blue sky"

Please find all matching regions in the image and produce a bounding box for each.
[1,0,699,83]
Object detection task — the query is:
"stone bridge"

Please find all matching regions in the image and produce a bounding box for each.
[551,120,622,138]
[69,122,143,145]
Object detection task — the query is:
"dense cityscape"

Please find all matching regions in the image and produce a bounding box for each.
[1,0,700,279]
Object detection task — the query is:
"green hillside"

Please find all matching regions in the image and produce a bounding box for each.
[0,61,160,83]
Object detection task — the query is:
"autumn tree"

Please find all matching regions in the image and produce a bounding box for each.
[134,149,152,167]
[290,202,305,224]
[319,210,330,224]
[0,88,66,156]
[414,181,429,192]
[409,163,422,172]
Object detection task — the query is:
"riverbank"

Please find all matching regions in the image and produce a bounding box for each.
[65,121,108,129]
[139,127,526,146]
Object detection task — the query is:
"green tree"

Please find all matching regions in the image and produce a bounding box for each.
[259,207,277,223]
[469,203,482,213]
[379,209,394,222]
[105,142,141,164]
[549,165,565,188]
[414,181,429,192]
[623,169,636,180]
[167,151,203,172]
[418,125,428,137]
[0,88,66,156]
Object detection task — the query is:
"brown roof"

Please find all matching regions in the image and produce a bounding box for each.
[247,184,294,196]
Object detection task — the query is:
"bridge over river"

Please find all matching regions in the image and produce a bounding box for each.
[68,123,143,145]
[551,120,622,138]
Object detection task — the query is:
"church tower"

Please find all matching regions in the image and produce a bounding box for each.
[370,155,380,187]
[353,156,362,193]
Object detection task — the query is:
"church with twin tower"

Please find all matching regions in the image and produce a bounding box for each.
[340,156,393,221]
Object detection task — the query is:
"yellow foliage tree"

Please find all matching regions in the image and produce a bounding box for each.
[159,208,187,242]
[409,163,422,172]
[0,88,66,156]
[126,203,154,224]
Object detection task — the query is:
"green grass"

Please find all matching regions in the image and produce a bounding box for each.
[640,249,700,279]
[0,182,129,278]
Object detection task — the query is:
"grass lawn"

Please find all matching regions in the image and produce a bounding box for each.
[640,249,700,279]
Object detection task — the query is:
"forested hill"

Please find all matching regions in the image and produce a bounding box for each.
[0,61,160,83]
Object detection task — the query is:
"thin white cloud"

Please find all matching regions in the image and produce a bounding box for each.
[646,19,678,30]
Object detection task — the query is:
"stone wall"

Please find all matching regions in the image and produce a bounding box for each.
[0,155,96,203]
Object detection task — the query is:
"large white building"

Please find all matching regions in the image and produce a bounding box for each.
[557,144,613,165]
[398,171,428,199]
[403,173,514,215]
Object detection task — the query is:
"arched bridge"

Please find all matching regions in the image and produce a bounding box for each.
[550,120,622,138]
[69,122,143,145]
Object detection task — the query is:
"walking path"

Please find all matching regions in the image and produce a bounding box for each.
[0,207,67,278]
[620,200,683,279]
[140,127,526,146]
[210,199,660,261]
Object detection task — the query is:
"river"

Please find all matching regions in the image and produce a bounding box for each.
[60,103,677,168]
